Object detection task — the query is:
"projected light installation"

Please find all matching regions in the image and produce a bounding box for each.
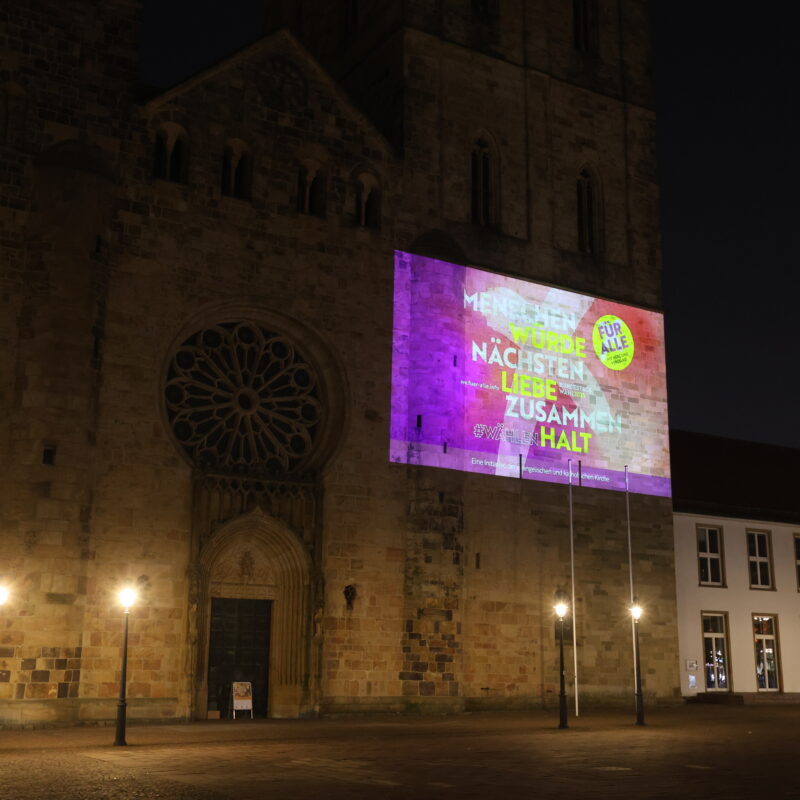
[390,251,670,497]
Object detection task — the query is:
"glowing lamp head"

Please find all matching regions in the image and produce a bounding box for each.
[0,586,8,606]
[118,587,137,609]
[631,604,643,621]
[554,601,568,619]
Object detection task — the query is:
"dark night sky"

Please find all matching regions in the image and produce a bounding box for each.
[653,5,800,449]
[138,3,800,450]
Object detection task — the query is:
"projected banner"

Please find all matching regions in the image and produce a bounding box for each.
[390,251,671,496]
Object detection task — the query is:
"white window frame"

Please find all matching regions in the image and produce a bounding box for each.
[696,524,725,586]
[747,529,774,590]
[701,612,730,692]
[752,614,780,692]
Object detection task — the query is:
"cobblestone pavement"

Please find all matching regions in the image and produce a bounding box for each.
[1,705,799,799]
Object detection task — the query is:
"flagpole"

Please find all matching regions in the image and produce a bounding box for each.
[569,458,579,716]
[625,465,634,604]
[625,465,639,714]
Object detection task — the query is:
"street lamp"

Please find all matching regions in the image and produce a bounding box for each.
[0,586,8,606]
[631,600,644,726]
[114,587,137,747]
[554,591,568,729]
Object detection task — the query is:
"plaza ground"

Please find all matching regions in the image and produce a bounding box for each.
[0,704,797,799]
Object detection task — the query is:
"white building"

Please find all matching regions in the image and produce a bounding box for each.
[671,432,799,699]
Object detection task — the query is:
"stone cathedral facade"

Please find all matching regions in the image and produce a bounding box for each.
[0,1,677,726]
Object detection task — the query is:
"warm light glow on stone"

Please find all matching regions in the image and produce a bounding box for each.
[118,587,137,609]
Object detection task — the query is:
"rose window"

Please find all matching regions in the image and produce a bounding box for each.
[165,322,321,475]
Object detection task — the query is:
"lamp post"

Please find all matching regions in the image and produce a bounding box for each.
[631,600,644,726]
[114,587,137,747]
[554,592,568,729]
[0,586,8,606]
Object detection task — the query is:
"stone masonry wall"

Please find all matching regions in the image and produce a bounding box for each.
[0,1,676,726]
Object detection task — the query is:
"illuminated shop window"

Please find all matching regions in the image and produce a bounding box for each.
[747,530,773,589]
[752,614,780,691]
[697,525,724,586]
[701,613,729,692]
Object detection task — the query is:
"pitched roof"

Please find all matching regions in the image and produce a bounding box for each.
[670,430,800,524]
[140,28,394,153]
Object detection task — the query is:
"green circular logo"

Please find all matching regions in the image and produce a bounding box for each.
[593,315,634,370]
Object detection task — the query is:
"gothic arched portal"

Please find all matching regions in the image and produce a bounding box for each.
[163,308,346,720]
[192,508,313,719]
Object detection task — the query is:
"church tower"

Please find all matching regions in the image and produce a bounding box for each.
[0,1,675,725]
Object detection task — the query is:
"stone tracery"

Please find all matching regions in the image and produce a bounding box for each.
[165,321,321,475]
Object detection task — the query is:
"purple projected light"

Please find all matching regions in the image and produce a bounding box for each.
[390,251,671,496]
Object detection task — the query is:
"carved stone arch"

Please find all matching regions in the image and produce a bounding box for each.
[192,507,315,719]
[161,302,349,479]
[150,118,189,148]
[351,164,382,228]
[296,146,328,216]
[150,120,190,182]
[221,137,253,199]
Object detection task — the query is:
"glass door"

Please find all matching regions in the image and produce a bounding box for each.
[753,615,779,691]
[702,613,729,691]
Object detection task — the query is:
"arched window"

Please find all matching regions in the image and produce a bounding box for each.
[221,141,252,199]
[573,0,598,54]
[0,82,25,146]
[577,167,602,255]
[346,0,360,31]
[472,0,496,23]
[153,125,189,184]
[471,138,496,228]
[169,135,188,183]
[153,130,168,179]
[341,0,361,44]
[308,170,326,217]
[297,161,327,217]
[0,89,9,144]
[222,147,233,194]
[234,152,251,198]
[354,171,380,229]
